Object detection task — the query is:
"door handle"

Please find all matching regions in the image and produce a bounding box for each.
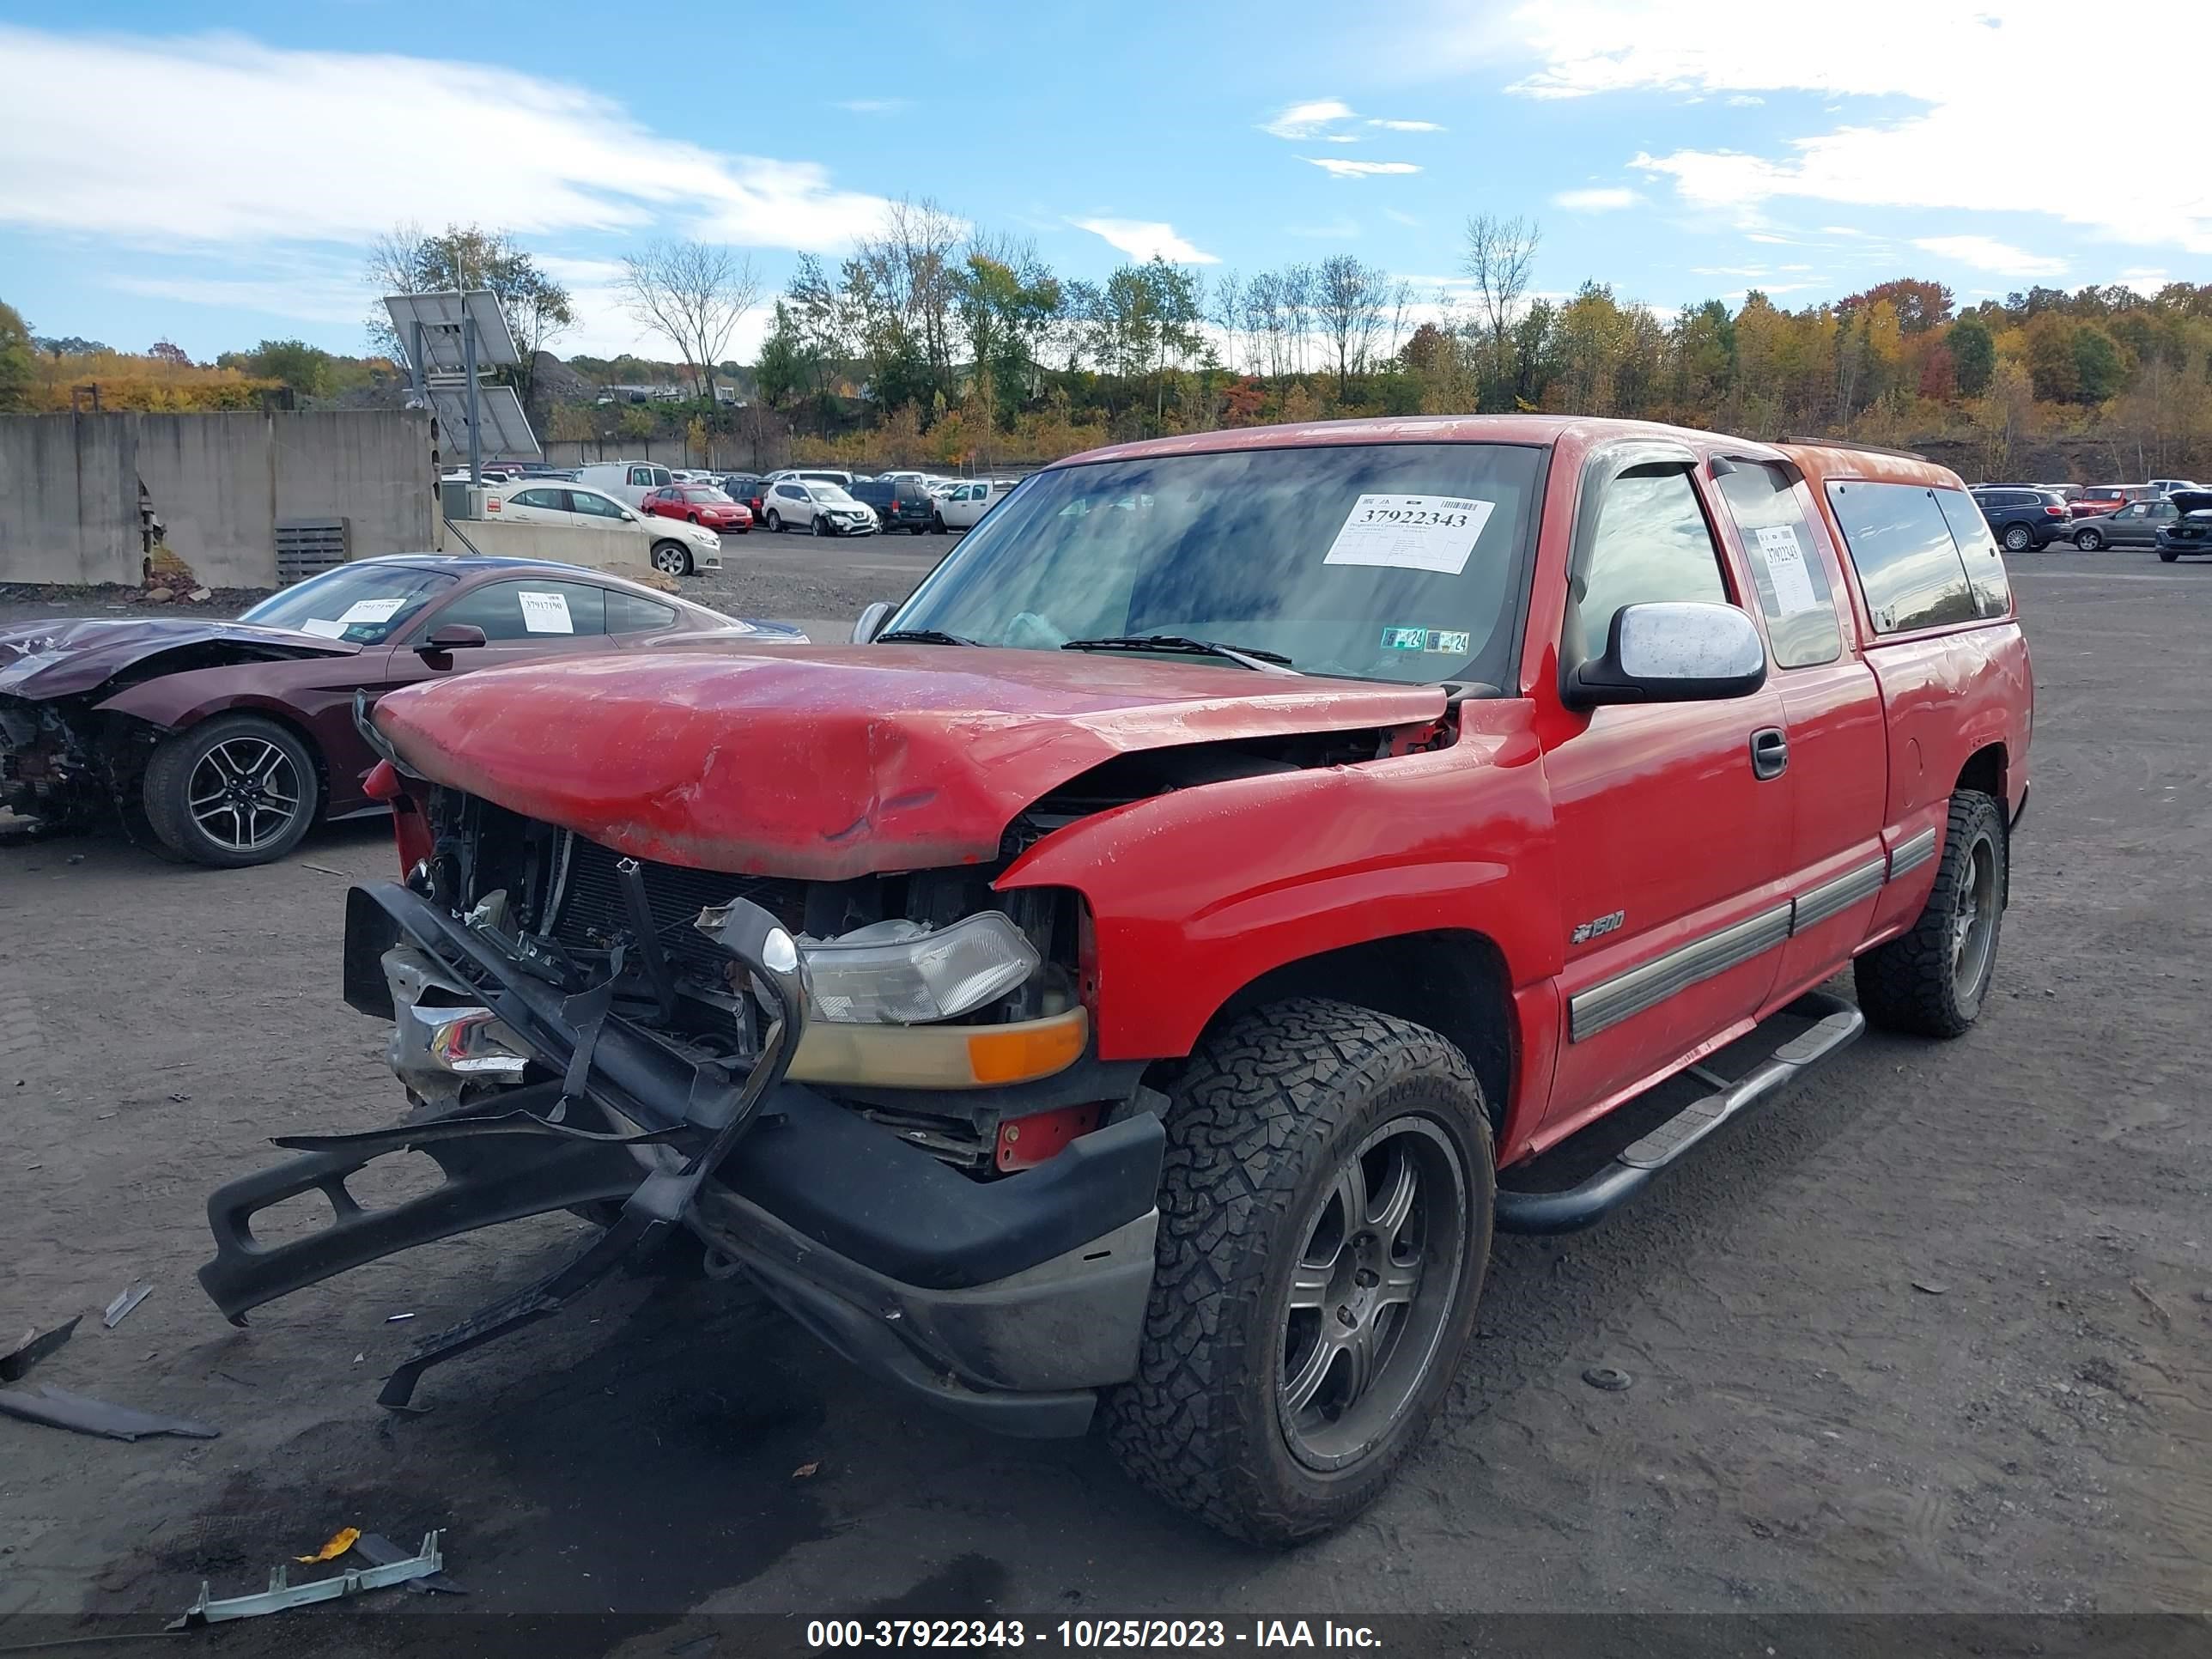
[1750,727,1789,781]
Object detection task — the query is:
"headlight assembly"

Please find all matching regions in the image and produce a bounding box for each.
[801,912,1038,1024]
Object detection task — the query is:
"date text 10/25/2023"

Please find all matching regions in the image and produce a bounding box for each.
[805,1620,1383,1650]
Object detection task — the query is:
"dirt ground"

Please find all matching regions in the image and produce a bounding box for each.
[1,548,2208,1647]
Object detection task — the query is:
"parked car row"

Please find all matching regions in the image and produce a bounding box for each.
[1966,477,2211,554]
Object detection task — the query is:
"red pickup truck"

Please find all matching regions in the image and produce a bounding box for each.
[197,416,2032,1546]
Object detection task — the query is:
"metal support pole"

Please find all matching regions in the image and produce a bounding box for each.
[463,317,482,488]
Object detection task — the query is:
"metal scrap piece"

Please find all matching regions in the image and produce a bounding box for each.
[0,1383,219,1442]
[103,1284,152,1328]
[168,1530,445,1627]
[354,1530,466,1595]
[0,1315,80,1382]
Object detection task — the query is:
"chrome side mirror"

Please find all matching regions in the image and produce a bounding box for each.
[1566,601,1766,708]
[852,601,893,644]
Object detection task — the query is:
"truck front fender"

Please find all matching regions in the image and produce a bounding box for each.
[997,718,1563,1066]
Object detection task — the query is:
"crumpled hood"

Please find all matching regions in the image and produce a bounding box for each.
[0,617,357,701]
[373,641,1446,879]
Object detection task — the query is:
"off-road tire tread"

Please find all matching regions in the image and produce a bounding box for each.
[1854,790,2004,1038]
[143,713,320,868]
[1103,997,1492,1546]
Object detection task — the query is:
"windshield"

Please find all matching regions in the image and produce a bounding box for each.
[683,487,732,503]
[240,564,458,644]
[887,441,1544,684]
[817,487,860,506]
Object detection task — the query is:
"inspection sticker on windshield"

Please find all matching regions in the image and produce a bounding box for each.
[1382,627,1474,654]
[1754,525,1823,614]
[297,618,349,639]
[337,598,405,626]
[1324,495,1496,576]
[517,590,574,634]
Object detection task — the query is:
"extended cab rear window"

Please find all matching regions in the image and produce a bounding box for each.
[1823,482,1982,635]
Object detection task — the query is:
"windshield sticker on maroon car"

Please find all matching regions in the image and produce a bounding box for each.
[1323,494,1497,576]
[297,618,349,639]
[516,591,574,635]
[337,598,406,626]
[1381,627,1474,653]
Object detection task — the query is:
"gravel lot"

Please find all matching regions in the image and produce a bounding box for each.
[1,548,2207,1645]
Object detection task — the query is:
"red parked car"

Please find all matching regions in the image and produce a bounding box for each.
[2070,484,2136,519]
[199,416,2032,1546]
[641,483,751,533]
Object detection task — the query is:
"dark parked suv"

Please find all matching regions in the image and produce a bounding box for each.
[1971,486,2069,552]
[851,477,937,534]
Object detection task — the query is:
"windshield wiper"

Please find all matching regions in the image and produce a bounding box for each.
[876,628,981,646]
[1060,635,1300,675]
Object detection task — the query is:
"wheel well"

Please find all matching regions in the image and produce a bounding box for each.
[1192,930,1514,1131]
[1956,742,2005,803]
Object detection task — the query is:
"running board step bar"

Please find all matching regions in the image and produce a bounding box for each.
[1495,990,1865,1236]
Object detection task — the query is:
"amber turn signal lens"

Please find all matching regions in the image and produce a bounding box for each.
[966,1016,1089,1085]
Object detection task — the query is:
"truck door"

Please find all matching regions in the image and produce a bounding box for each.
[1540,449,1794,1133]
[1711,458,1890,998]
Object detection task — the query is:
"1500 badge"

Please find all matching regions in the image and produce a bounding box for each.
[1571,910,1626,946]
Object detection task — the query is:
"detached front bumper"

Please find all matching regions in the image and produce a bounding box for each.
[196,881,1162,1434]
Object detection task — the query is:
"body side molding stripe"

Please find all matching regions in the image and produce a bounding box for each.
[1570,903,1794,1043]
[1887,826,1938,882]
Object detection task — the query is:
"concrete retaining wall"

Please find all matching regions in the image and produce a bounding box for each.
[0,410,435,589]
[0,416,141,585]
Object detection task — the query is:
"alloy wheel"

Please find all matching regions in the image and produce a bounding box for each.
[1951,833,1998,1009]
[187,738,304,854]
[1278,1116,1468,1472]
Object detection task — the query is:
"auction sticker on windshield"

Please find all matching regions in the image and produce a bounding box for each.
[517,591,574,634]
[337,598,406,626]
[1323,494,1497,576]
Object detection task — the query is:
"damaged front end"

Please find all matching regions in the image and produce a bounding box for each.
[197,777,1164,1434]
[0,695,116,833]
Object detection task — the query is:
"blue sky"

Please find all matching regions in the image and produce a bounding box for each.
[1,1,2202,363]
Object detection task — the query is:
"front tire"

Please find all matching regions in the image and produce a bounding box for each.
[1855,790,2007,1038]
[143,713,320,868]
[2075,526,2104,551]
[1105,999,1494,1547]
[651,541,693,576]
[812,514,830,538]
[2002,523,2033,553]
[2160,549,2179,562]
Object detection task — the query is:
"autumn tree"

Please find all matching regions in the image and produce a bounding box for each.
[1949,314,1996,398]
[0,301,34,410]
[1462,214,1541,409]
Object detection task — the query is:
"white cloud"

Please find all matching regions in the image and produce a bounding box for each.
[1303,158,1422,179]
[1260,98,1355,139]
[836,98,909,114]
[1382,208,1423,228]
[1493,0,2212,255]
[1070,217,1219,264]
[103,272,368,327]
[0,25,893,252]
[1322,134,1361,144]
[1553,187,1641,211]
[1368,118,1445,132]
[1911,235,2067,277]
[1726,94,1764,106]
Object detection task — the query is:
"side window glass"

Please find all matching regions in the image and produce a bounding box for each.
[653,468,672,487]
[1715,462,1842,667]
[1933,488,2012,619]
[1824,482,1978,634]
[607,591,680,634]
[1569,463,1730,661]
[570,491,624,520]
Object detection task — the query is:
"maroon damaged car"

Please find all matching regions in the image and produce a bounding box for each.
[0,555,803,867]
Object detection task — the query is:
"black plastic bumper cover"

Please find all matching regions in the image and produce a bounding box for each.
[198,881,1164,1425]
